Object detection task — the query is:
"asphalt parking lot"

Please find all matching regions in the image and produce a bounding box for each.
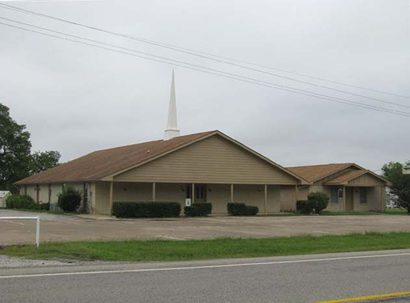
[1,209,410,245]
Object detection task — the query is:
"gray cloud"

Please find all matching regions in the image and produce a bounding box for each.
[0,0,409,172]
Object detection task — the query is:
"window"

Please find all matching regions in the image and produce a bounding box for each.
[330,187,338,203]
[186,184,207,202]
[360,187,367,203]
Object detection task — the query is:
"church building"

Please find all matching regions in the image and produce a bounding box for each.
[15,72,388,215]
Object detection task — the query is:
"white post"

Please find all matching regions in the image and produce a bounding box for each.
[36,216,40,248]
[0,216,40,247]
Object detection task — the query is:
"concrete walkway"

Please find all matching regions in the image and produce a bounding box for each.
[1,209,410,245]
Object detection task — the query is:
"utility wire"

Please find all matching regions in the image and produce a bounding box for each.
[1,19,409,118]
[0,2,409,101]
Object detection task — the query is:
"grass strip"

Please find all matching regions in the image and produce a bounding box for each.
[1,232,410,262]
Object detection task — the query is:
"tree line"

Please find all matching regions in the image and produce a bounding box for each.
[0,103,60,192]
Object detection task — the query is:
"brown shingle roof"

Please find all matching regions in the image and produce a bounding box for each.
[288,163,389,185]
[16,131,216,185]
[324,170,368,185]
[287,163,356,183]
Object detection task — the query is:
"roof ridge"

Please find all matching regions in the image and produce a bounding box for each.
[287,162,355,169]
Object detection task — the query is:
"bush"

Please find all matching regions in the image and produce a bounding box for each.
[227,202,259,216]
[39,202,50,211]
[112,202,181,218]
[184,203,212,217]
[308,192,330,214]
[296,200,314,214]
[58,187,82,212]
[5,194,36,209]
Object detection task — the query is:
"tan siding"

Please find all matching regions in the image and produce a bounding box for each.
[25,185,37,203]
[208,184,231,214]
[114,136,297,185]
[352,186,384,211]
[234,184,281,214]
[94,182,111,215]
[38,185,48,203]
[50,184,63,204]
[348,174,385,187]
[279,186,296,212]
[156,183,186,203]
[113,182,152,202]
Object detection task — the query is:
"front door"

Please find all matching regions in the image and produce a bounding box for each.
[345,187,354,210]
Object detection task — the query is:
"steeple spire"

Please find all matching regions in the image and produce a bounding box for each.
[164,69,180,140]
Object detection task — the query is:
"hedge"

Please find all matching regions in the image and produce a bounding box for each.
[5,194,50,211]
[296,200,314,214]
[184,203,212,217]
[227,202,259,216]
[112,202,181,218]
[6,194,36,209]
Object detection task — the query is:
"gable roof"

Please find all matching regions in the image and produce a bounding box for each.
[287,163,357,183]
[16,131,214,185]
[287,163,389,185]
[324,170,368,185]
[16,130,305,185]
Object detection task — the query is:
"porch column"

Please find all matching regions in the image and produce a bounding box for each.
[109,181,114,214]
[380,186,385,211]
[152,182,156,202]
[295,185,299,210]
[264,184,268,215]
[342,186,346,211]
[230,184,234,202]
[192,183,195,203]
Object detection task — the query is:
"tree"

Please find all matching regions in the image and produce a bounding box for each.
[0,103,61,192]
[382,162,410,214]
[30,151,61,174]
[0,104,32,192]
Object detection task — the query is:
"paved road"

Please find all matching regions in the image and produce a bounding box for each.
[1,250,410,303]
[2,209,410,244]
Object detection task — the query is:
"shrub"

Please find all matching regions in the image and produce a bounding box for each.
[39,202,50,211]
[58,187,82,212]
[296,200,314,215]
[308,192,330,214]
[112,202,181,218]
[5,194,36,209]
[227,202,259,216]
[184,203,212,217]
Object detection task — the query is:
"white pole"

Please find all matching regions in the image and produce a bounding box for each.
[35,216,40,248]
[0,217,40,247]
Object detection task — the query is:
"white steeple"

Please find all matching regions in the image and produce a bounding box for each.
[164,70,180,140]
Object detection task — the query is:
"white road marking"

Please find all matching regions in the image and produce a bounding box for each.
[0,251,409,280]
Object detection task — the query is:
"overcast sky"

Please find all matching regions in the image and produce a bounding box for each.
[1,0,409,172]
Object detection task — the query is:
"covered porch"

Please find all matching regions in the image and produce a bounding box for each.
[91,181,297,215]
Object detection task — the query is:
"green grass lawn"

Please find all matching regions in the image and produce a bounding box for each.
[2,232,410,262]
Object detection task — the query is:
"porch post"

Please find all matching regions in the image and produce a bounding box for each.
[295,185,299,200]
[192,183,195,203]
[230,184,234,202]
[109,181,114,214]
[152,182,156,202]
[264,184,268,215]
[342,186,346,211]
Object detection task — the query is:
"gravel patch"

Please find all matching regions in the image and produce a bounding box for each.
[0,255,75,268]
